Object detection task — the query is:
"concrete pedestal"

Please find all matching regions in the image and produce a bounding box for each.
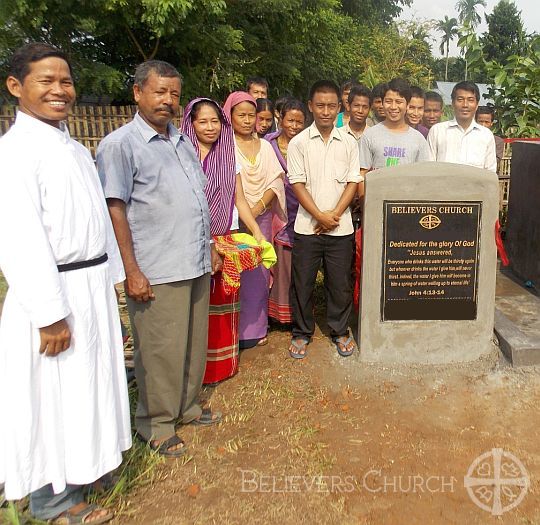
[359,162,499,364]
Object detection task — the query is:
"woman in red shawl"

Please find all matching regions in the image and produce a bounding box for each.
[182,98,264,383]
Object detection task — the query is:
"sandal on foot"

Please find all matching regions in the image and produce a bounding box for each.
[332,334,357,357]
[146,434,187,458]
[83,473,117,496]
[190,407,222,426]
[51,503,113,524]
[289,337,309,359]
[256,336,269,346]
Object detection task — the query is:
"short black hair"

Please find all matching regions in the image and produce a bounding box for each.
[256,97,275,114]
[281,98,307,120]
[371,82,387,101]
[8,42,72,82]
[340,79,356,95]
[476,105,494,119]
[383,78,412,104]
[451,81,480,102]
[308,80,340,101]
[410,86,425,100]
[275,95,293,115]
[425,91,444,107]
[246,76,269,91]
[134,60,182,88]
[348,84,372,106]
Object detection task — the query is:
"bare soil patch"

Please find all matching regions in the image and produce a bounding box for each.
[114,323,540,525]
[1,273,538,524]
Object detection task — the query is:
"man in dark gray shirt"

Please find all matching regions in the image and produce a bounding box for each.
[97,60,222,458]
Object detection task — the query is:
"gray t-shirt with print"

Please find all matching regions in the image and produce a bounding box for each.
[359,122,431,170]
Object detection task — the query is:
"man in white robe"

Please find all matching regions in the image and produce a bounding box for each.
[0,43,131,523]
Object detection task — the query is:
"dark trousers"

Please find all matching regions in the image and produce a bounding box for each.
[128,274,210,441]
[291,233,354,339]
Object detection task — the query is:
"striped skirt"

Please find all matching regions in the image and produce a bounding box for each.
[203,273,240,384]
[268,243,293,323]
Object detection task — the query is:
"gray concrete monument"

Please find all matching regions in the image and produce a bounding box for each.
[359,162,499,364]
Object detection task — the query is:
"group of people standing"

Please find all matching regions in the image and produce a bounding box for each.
[0,41,500,524]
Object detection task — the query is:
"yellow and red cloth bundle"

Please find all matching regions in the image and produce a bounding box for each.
[213,233,277,295]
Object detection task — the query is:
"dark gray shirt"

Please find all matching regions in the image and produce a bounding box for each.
[96,113,211,284]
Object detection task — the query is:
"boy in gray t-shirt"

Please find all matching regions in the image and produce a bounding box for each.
[359,78,431,176]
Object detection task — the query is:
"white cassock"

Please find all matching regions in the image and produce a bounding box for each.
[0,112,132,500]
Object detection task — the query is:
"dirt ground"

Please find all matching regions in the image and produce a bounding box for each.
[1,274,539,525]
[113,320,540,525]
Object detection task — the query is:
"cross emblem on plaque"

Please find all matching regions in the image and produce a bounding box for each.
[419,214,441,230]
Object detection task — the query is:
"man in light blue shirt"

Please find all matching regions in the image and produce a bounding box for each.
[97,60,222,458]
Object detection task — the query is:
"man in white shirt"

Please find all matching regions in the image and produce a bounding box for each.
[427,81,497,172]
[0,43,130,524]
[287,80,361,359]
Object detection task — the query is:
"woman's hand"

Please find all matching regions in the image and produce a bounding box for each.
[254,231,267,244]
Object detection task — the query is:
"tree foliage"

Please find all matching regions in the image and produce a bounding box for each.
[463,32,540,137]
[0,0,426,103]
[341,0,412,26]
[436,15,459,81]
[360,21,435,89]
[432,56,466,83]
[455,0,486,79]
[455,0,486,29]
[480,0,527,63]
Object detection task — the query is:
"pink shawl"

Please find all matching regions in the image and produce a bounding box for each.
[223,91,257,122]
[223,92,287,239]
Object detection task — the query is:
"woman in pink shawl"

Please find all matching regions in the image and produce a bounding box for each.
[181,98,265,382]
[223,91,286,348]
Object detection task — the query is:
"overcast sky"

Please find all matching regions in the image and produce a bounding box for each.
[398,0,539,56]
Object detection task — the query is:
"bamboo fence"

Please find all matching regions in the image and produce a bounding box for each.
[0,105,513,218]
[0,105,182,157]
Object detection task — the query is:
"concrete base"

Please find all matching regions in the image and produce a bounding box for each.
[359,162,499,364]
[494,271,540,366]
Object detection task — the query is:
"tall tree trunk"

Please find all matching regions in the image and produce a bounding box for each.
[445,43,449,81]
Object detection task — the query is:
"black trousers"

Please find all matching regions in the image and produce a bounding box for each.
[291,232,354,339]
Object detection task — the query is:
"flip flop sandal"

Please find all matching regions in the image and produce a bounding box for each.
[140,433,187,458]
[190,407,222,426]
[289,337,309,359]
[83,473,117,495]
[332,334,357,357]
[256,336,269,346]
[51,503,114,524]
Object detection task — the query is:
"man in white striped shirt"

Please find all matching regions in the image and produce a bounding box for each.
[427,81,496,172]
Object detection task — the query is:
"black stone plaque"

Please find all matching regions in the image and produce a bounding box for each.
[382,200,482,321]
